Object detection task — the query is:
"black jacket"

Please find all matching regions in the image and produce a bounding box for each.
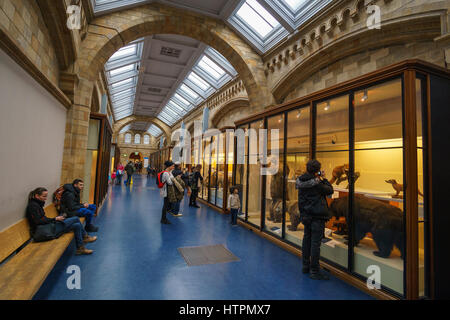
[26,198,55,234]
[190,171,203,189]
[296,173,334,220]
[60,184,83,217]
[125,163,135,175]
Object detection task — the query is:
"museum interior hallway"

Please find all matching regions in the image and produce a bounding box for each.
[34,175,371,300]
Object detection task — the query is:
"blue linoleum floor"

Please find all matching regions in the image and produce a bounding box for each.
[34,175,372,300]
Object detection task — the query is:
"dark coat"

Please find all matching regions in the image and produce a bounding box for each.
[125,163,135,175]
[190,171,203,190]
[296,173,334,220]
[60,184,83,217]
[26,198,55,234]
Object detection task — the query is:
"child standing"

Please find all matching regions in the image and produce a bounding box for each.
[228,187,241,226]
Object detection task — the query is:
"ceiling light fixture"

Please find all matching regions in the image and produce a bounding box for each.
[324,101,330,111]
[278,116,283,123]
[296,110,302,118]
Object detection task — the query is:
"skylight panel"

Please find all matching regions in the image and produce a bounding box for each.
[148,125,162,137]
[197,56,225,80]
[120,124,131,134]
[284,0,307,11]
[109,45,137,61]
[188,72,210,91]
[236,0,279,38]
[111,78,133,88]
[180,84,200,100]
[173,94,190,108]
[168,100,185,112]
[109,64,135,77]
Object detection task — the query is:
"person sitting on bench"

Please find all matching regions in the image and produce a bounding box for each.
[26,187,97,255]
[60,179,99,232]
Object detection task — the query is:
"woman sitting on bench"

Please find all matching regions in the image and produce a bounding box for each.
[26,187,97,255]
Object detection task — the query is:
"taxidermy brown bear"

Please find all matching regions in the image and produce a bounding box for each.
[329,195,404,259]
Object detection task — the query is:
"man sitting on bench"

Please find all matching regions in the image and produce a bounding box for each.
[26,187,97,255]
[60,179,99,232]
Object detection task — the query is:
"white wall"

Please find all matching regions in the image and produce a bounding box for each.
[0,49,67,231]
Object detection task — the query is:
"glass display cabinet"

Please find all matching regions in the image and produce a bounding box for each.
[192,127,234,213]
[150,146,173,172]
[233,60,450,300]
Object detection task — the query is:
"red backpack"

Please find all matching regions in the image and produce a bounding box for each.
[156,171,168,189]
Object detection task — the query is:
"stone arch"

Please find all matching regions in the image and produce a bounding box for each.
[210,98,250,128]
[271,15,442,103]
[76,3,274,113]
[112,115,172,144]
[91,84,100,113]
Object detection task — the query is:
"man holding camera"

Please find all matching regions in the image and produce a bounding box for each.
[296,159,334,280]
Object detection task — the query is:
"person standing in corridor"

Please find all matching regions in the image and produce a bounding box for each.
[125,161,135,186]
[296,159,334,280]
[160,161,176,224]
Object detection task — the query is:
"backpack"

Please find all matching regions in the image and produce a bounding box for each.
[52,186,64,213]
[156,171,168,189]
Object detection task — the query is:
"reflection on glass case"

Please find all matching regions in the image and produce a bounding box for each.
[233,61,450,299]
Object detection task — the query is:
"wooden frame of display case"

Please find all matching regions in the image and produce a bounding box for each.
[90,113,113,209]
[233,60,450,300]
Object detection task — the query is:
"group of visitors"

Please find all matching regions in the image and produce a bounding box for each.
[155,158,334,280]
[111,162,136,186]
[158,161,199,224]
[26,179,99,256]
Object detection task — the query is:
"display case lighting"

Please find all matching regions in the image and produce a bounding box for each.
[361,89,368,102]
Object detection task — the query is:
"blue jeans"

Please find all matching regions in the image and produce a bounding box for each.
[77,204,96,226]
[62,216,87,248]
[230,208,239,225]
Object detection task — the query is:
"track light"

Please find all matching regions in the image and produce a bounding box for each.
[324,101,330,111]
[361,89,368,102]
[296,110,302,118]
[278,116,283,123]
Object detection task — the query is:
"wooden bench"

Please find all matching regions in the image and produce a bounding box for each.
[0,204,84,300]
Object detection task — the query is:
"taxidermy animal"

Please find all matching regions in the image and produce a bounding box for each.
[270,166,290,201]
[287,201,301,231]
[329,164,360,189]
[385,179,423,198]
[267,199,283,223]
[329,195,404,259]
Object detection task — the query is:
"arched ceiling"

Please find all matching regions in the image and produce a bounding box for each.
[93,0,333,129]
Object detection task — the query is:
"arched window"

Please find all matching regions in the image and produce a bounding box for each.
[135,134,141,144]
[125,133,132,144]
[144,135,150,145]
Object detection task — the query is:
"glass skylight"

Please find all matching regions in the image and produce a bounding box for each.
[155,47,237,127]
[148,125,163,137]
[197,56,225,80]
[179,84,199,100]
[284,0,307,11]
[109,64,135,77]
[105,39,143,121]
[236,0,280,38]
[188,72,211,91]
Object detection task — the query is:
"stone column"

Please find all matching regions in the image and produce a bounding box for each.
[60,77,93,184]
